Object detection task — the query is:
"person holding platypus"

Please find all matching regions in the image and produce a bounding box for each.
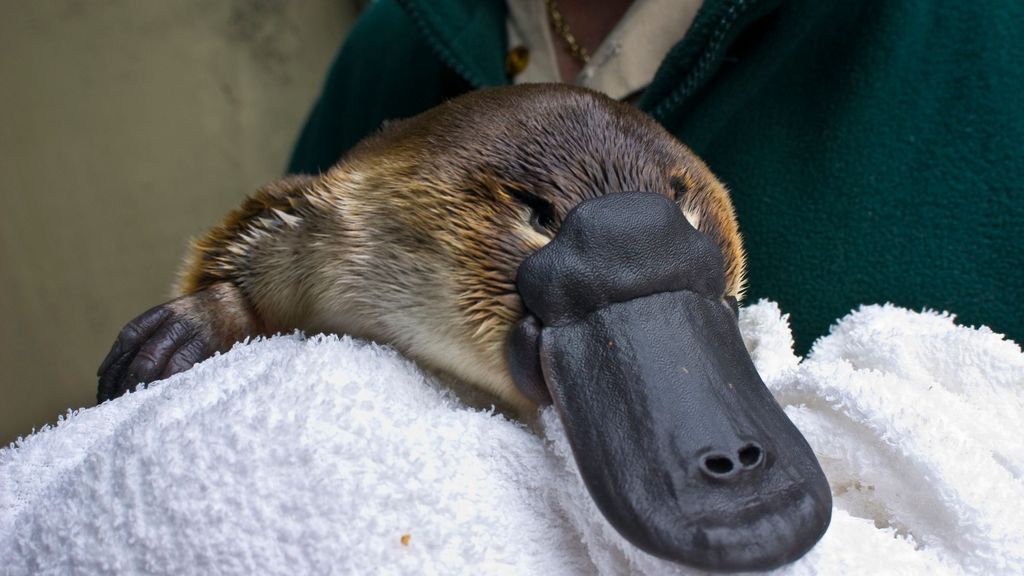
[290,0,1023,351]
[98,0,1022,571]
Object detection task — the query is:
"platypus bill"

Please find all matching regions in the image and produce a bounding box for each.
[98,84,831,572]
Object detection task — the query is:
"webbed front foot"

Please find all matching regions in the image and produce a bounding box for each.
[96,283,258,403]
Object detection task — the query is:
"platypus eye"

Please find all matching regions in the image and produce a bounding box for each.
[669,175,688,199]
[511,189,557,233]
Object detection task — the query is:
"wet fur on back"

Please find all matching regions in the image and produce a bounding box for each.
[174,84,747,408]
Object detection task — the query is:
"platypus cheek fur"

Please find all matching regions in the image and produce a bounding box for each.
[507,193,831,572]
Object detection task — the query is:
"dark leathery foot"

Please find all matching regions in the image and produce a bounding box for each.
[97,303,211,403]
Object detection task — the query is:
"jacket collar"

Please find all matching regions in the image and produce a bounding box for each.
[396,0,784,120]
[396,0,510,88]
[640,0,784,126]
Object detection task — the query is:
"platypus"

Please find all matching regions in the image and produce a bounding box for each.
[97,84,831,572]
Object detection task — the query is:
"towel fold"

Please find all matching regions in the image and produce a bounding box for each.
[2,301,1021,575]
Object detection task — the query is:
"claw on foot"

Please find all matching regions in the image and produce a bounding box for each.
[97,303,209,402]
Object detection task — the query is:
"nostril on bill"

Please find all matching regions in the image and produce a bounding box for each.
[700,453,737,479]
[700,443,764,480]
[738,443,764,469]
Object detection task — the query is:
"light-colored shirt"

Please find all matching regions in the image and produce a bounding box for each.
[506,0,704,100]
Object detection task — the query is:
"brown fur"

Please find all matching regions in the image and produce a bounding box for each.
[166,282,263,354]
[174,85,747,409]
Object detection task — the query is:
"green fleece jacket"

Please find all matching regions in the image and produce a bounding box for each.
[289,0,1023,352]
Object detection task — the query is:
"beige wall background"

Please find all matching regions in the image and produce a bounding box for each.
[0,1,358,445]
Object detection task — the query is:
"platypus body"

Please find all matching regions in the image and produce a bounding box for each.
[98,84,831,572]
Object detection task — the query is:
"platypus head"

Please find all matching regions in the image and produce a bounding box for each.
[330,84,831,572]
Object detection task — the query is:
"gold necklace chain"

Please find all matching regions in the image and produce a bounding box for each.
[546,0,591,65]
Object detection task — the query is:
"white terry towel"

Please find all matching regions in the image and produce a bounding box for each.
[1,301,1021,575]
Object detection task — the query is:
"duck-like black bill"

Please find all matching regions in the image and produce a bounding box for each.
[507,193,831,572]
